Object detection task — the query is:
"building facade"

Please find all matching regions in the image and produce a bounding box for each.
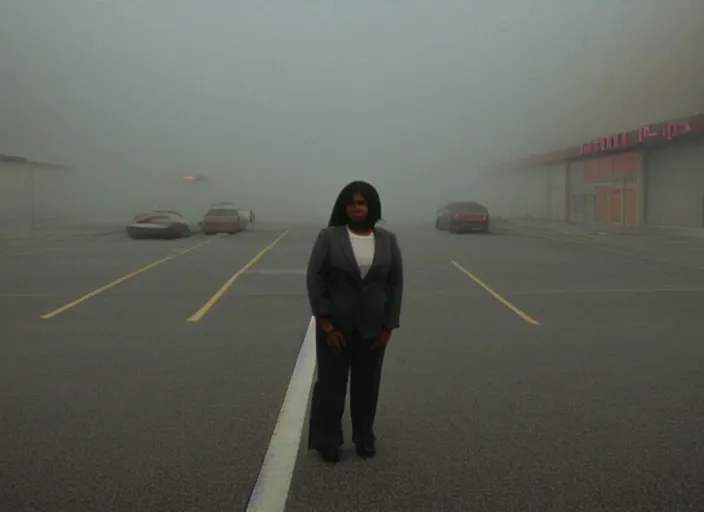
[506,113,704,228]
[0,153,71,230]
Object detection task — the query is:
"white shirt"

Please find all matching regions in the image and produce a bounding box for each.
[347,227,375,278]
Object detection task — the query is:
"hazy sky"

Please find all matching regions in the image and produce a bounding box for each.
[1,0,702,221]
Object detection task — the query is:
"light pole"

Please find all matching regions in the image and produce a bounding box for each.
[182,174,208,222]
[29,165,36,231]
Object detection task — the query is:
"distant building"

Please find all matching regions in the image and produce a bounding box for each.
[0,153,71,229]
[492,113,704,228]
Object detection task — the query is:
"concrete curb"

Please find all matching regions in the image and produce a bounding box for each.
[497,217,704,240]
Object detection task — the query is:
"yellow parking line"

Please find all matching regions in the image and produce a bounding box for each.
[187,231,289,322]
[40,239,214,319]
[450,260,540,325]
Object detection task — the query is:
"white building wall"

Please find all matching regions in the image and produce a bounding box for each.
[0,162,81,228]
[644,143,704,227]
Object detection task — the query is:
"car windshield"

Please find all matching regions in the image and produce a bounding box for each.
[449,202,487,213]
[206,209,237,216]
[135,211,182,223]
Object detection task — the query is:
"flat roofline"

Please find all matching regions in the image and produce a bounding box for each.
[494,112,704,170]
[0,153,72,170]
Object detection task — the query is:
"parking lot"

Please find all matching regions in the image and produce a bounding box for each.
[1,220,703,511]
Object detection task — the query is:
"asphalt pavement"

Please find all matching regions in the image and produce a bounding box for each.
[1,221,703,511]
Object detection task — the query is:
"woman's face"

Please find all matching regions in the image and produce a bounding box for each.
[346,192,368,224]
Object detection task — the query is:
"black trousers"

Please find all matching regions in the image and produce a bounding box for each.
[307,328,386,450]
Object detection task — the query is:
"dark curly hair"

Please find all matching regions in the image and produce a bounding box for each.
[327,180,382,228]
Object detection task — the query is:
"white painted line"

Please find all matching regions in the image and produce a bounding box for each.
[245,316,317,512]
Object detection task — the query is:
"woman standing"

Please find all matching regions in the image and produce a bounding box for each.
[306,180,404,463]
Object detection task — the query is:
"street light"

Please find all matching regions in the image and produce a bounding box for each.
[183,174,207,182]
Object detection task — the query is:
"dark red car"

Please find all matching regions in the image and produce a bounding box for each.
[436,201,490,233]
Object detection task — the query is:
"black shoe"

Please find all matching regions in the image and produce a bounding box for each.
[355,441,376,459]
[317,446,340,463]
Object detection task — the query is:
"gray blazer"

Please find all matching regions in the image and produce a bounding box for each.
[306,225,404,340]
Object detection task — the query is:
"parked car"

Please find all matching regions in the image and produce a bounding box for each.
[435,206,451,231]
[436,201,490,233]
[126,210,191,239]
[200,205,244,235]
[237,208,255,230]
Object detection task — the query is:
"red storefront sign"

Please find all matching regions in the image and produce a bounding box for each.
[504,113,703,170]
[580,114,704,155]
[580,132,631,154]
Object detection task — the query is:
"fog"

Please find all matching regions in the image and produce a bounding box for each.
[1,0,702,225]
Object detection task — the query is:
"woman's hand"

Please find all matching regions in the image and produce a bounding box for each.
[318,318,334,333]
[319,318,346,353]
[325,330,346,353]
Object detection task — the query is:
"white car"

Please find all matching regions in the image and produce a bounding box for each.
[126,210,191,239]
